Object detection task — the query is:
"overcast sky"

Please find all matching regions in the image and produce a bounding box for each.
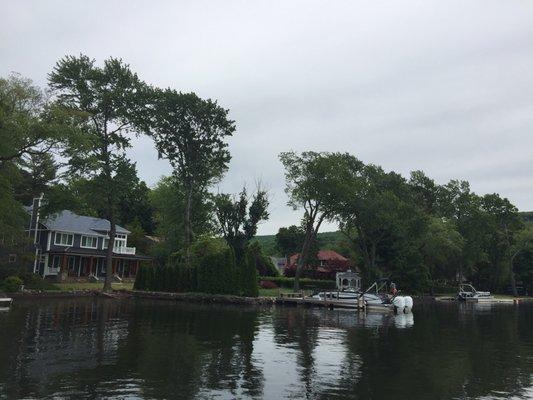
[2,1,533,234]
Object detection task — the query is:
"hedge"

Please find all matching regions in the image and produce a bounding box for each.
[259,276,336,290]
[134,245,260,297]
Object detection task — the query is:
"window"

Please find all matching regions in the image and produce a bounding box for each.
[8,254,17,263]
[51,255,61,269]
[103,235,126,250]
[54,232,73,246]
[81,235,98,249]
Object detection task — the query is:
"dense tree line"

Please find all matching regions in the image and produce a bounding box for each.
[280,151,533,294]
[2,56,531,296]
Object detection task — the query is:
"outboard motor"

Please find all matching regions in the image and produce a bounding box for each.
[403,296,413,313]
[392,296,405,314]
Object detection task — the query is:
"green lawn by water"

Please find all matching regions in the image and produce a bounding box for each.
[53,282,134,291]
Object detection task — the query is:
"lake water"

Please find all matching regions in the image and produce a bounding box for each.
[0,298,532,400]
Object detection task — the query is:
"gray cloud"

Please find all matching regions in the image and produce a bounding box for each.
[2,0,532,234]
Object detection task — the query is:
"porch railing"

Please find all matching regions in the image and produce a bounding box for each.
[113,246,136,255]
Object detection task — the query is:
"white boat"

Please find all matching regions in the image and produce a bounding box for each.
[0,298,13,311]
[457,284,493,302]
[312,272,413,313]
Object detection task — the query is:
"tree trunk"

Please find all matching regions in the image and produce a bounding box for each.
[103,206,116,292]
[509,267,518,297]
[294,226,314,292]
[184,183,194,268]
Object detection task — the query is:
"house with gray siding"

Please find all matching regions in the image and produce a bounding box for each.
[26,198,151,280]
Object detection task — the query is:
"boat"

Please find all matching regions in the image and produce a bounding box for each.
[311,272,413,313]
[0,298,13,311]
[457,284,493,302]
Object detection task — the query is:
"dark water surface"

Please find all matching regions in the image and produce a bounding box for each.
[0,298,532,400]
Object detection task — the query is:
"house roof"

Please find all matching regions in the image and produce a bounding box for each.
[289,249,349,265]
[35,210,130,236]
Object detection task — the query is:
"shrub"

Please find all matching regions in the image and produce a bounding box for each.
[247,242,279,277]
[2,276,23,293]
[260,280,278,289]
[21,273,58,291]
[240,250,259,297]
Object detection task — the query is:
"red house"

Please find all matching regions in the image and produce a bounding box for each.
[284,250,353,280]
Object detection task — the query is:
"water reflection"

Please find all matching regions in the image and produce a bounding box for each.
[0,299,531,399]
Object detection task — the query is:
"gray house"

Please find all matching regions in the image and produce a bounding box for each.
[26,198,151,280]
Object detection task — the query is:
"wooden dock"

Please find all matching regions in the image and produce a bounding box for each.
[435,296,520,304]
[276,293,366,310]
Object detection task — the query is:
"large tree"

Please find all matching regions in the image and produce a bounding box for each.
[214,187,269,296]
[214,187,269,260]
[279,151,359,290]
[0,74,66,166]
[0,74,69,236]
[335,163,429,290]
[150,89,235,267]
[49,55,151,290]
[150,175,214,264]
[481,193,524,295]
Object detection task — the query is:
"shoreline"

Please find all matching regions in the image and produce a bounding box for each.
[5,290,531,306]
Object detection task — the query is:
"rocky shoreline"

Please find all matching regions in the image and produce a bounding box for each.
[6,289,277,305]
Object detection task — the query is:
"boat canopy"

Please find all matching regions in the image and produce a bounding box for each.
[336,270,361,291]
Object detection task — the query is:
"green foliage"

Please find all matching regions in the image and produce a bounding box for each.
[150,176,214,263]
[197,247,238,295]
[150,89,235,265]
[49,54,152,291]
[247,242,279,277]
[275,225,305,257]
[134,236,260,297]
[2,276,23,292]
[0,74,71,235]
[279,151,360,290]
[214,187,269,260]
[239,249,259,297]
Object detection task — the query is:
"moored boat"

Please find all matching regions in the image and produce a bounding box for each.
[0,298,13,311]
[311,273,413,313]
[457,284,493,302]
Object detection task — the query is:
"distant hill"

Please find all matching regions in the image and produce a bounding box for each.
[520,211,533,224]
[253,230,350,257]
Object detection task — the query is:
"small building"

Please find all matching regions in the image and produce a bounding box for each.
[284,249,353,280]
[24,198,151,280]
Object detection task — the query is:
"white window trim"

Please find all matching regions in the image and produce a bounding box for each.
[80,235,98,249]
[54,232,74,247]
[103,236,127,250]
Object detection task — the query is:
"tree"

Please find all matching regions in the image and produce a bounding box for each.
[49,55,151,291]
[481,193,524,295]
[512,225,533,295]
[150,175,214,264]
[0,74,69,236]
[214,187,269,295]
[150,89,235,267]
[276,225,305,268]
[420,217,464,294]
[335,163,429,289]
[214,187,269,261]
[13,152,58,205]
[438,180,489,284]
[280,151,363,290]
[0,74,66,166]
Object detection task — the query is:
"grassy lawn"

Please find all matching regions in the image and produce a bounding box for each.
[54,282,134,292]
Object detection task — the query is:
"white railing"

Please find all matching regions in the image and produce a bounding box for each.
[113,246,136,255]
